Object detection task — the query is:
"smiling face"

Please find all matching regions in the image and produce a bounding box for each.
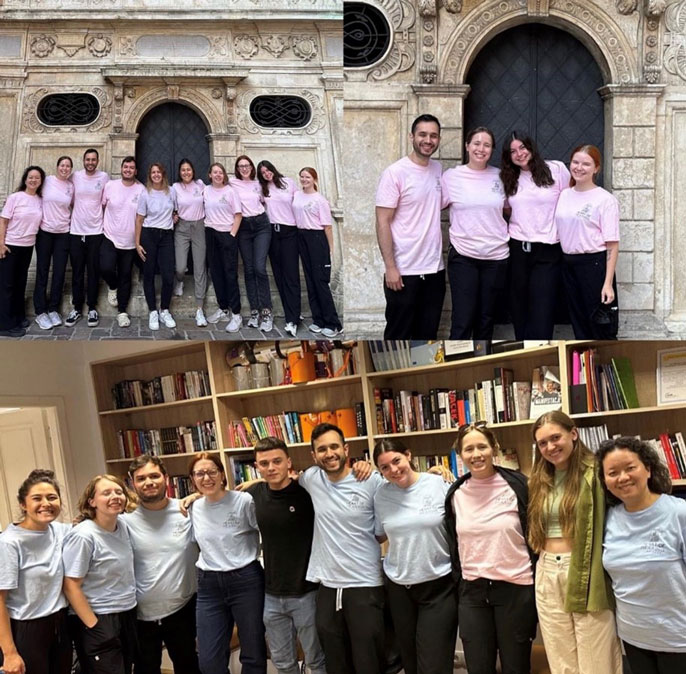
[120,160,136,183]
[535,422,577,471]
[570,151,598,187]
[410,121,441,160]
[191,459,225,498]
[20,482,61,530]
[150,165,163,187]
[255,449,291,489]
[89,478,126,518]
[131,461,167,505]
[510,138,532,169]
[459,429,497,479]
[466,131,493,168]
[311,430,349,477]
[24,169,43,194]
[209,165,226,187]
[260,165,274,182]
[83,152,99,174]
[180,162,194,184]
[237,159,253,180]
[57,158,73,180]
[602,448,652,507]
[376,450,417,489]
[299,169,315,191]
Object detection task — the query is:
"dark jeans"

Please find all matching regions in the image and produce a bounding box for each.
[383,270,446,339]
[205,227,241,314]
[33,229,70,315]
[298,229,341,330]
[384,573,458,674]
[269,223,300,324]
[562,251,619,339]
[447,247,508,339]
[315,585,386,674]
[623,641,686,674]
[508,238,561,340]
[237,212,272,310]
[69,233,103,311]
[458,578,537,674]
[196,561,267,674]
[140,227,174,312]
[135,595,201,674]
[0,243,33,330]
[99,237,136,313]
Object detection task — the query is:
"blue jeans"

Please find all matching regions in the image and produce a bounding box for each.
[196,561,267,674]
[263,591,326,674]
[237,212,272,311]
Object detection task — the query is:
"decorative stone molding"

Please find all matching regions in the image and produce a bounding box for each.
[291,35,318,60]
[209,36,229,57]
[234,34,259,59]
[22,86,112,133]
[616,0,665,15]
[527,0,549,15]
[87,34,112,58]
[442,0,462,12]
[664,0,686,82]
[235,88,326,135]
[643,14,662,83]
[29,34,55,58]
[119,37,136,56]
[56,33,86,57]
[615,0,638,13]
[418,0,436,16]
[262,35,288,57]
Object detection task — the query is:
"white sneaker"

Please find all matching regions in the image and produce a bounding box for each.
[284,322,297,337]
[195,308,208,327]
[107,288,118,307]
[226,312,243,333]
[64,309,81,327]
[149,310,160,331]
[48,311,62,327]
[35,313,53,330]
[117,312,131,328]
[321,327,342,338]
[87,309,99,327]
[207,308,229,324]
[174,280,184,297]
[247,310,259,328]
[308,323,322,333]
[259,310,273,332]
[159,309,176,329]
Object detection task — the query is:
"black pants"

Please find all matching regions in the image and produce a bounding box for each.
[140,227,174,312]
[298,229,341,330]
[383,270,445,339]
[99,237,136,313]
[135,595,201,674]
[69,607,138,674]
[69,233,103,311]
[384,573,458,674]
[205,227,241,314]
[561,251,618,339]
[623,641,686,674]
[315,585,386,674]
[237,212,272,311]
[447,247,508,339]
[0,608,72,674]
[33,229,70,315]
[508,239,561,340]
[0,243,33,330]
[269,223,300,324]
[458,578,537,674]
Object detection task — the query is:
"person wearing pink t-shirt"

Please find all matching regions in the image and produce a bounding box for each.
[500,132,570,340]
[229,155,273,332]
[444,423,538,674]
[441,126,509,340]
[257,160,300,338]
[33,156,74,330]
[555,145,619,339]
[376,114,445,340]
[0,165,45,338]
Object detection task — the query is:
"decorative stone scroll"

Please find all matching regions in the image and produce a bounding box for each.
[22,86,112,133]
[235,88,325,135]
[664,0,686,82]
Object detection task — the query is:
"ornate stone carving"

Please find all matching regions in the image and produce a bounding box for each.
[616,0,665,15]
[664,0,686,82]
[212,87,223,99]
[30,34,56,58]
[418,0,436,17]
[167,85,180,100]
[234,34,259,59]
[209,36,229,57]
[87,34,112,58]
[645,1,666,16]
[119,37,136,56]
[616,0,638,13]
[442,0,462,12]
[235,88,326,135]
[262,35,288,57]
[22,86,112,133]
[56,33,86,57]
[291,35,318,61]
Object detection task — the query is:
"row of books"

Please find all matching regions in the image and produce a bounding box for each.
[416,447,520,477]
[227,413,305,447]
[112,370,211,409]
[230,457,260,485]
[116,420,217,458]
[165,476,194,499]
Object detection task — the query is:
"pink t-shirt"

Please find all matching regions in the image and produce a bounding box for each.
[441,165,509,260]
[508,160,571,244]
[555,186,620,254]
[70,169,109,235]
[172,180,206,221]
[293,191,332,231]
[203,185,241,232]
[452,472,533,585]
[102,180,146,250]
[375,156,444,276]
[263,177,297,227]
[1,191,42,246]
[40,175,73,234]
[228,177,265,217]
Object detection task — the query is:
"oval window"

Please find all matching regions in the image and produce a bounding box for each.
[37,93,100,127]
[249,96,312,129]
[344,2,391,68]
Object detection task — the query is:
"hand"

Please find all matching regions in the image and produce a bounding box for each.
[0,243,10,259]
[352,460,373,481]
[384,267,404,291]
[136,244,146,262]
[235,478,265,492]
[1,650,26,674]
[179,492,201,516]
[173,213,180,224]
[427,464,456,483]
[601,283,615,304]
[85,616,98,629]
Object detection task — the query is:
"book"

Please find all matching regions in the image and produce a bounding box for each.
[529,366,562,418]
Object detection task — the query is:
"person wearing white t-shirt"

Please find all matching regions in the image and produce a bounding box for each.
[376,114,445,339]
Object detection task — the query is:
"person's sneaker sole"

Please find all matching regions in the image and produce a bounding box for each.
[35,314,53,330]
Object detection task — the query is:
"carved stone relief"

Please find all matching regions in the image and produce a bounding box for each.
[235,88,326,135]
[87,34,113,58]
[664,0,686,82]
[30,34,55,58]
[232,33,320,60]
[234,34,261,59]
[22,86,112,133]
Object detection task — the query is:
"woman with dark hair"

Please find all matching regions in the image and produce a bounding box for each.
[441,127,508,339]
[444,423,537,674]
[554,144,619,339]
[500,132,570,339]
[62,474,137,674]
[598,437,686,674]
[33,156,74,330]
[230,155,273,332]
[135,162,177,331]
[257,160,300,337]
[0,165,45,338]
[0,469,72,674]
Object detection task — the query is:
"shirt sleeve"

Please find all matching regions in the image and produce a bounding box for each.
[298,465,319,492]
[318,196,333,226]
[0,539,19,590]
[62,529,94,579]
[101,182,110,207]
[555,161,571,190]
[440,171,452,210]
[136,190,148,217]
[0,193,17,220]
[599,193,620,243]
[375,167,400,209]
[245,495,259,531]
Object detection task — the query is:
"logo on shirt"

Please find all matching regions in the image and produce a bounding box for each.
[171,521,186,538]
[494,492,517,507]
[219,195,228,204]
[435,178,441,191]
[347,494,366,511]
[95,181,103,190]
[131,194,140,204]
[223,514,240,528]
[289,505,296,513]
[576,204,593,221]
[304,201,317,215]
[641,529,667,554]
[419,495,441,514]
[491,180,504,195]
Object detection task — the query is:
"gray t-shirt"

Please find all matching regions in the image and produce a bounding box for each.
[374,472,451,584]
[0,522,70,620]
[122,499,199,621]
[62,518,136,614]
[189,491,259,571]
[136,188,176,230]
[299,467,383,588]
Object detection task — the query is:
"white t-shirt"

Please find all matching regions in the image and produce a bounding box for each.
[136,188,176,230]
[102,180,146,250]
[70,169,109,235]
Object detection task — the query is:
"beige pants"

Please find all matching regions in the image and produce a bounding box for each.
[535,551,622,674]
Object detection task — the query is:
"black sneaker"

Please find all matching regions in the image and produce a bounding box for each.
[64,309,81,327]
[0,326,26,338]
[87,309,99,327]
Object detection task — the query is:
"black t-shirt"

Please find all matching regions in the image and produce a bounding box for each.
[247,480,318,596]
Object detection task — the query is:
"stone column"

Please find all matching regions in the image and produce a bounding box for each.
[207,133,240,168]
[108,132,137,178]
[0,76,26,201]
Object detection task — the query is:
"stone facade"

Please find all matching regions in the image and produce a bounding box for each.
[343,0,686,337]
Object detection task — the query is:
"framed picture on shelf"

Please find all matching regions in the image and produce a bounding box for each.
[657,347,686,406]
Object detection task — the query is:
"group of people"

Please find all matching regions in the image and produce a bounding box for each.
[0,150,342,338]
[1,415,684,674]
[376,114,620,341]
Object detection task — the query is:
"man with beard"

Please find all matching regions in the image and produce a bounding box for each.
[123,455,201,674]
[375,114,445,338]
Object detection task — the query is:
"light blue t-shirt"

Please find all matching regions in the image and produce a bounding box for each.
[374,472,452,584]
[122,499,199,621]
[189,490,259,572]
[136,188,176,230]
[299,467,383,588]
[603,494,686,651]
[0,522,70,620]
[62,518,137,614]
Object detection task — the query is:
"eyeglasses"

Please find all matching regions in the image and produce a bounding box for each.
[237,163,252,169]
[192,469,220,479]
[457,421,488,433]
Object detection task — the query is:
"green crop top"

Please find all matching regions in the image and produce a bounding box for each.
[546,469,567,538]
